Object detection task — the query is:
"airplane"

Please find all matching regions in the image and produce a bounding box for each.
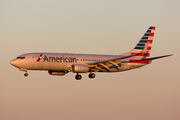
[10,26,172,80]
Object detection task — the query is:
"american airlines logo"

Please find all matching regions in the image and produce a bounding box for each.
[36,54,42,62]
[43,55,77,63]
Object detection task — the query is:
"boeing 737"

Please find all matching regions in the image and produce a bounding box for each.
[10,26,172,80]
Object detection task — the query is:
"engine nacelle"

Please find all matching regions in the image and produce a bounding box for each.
[48,70,68,76]
[71,64,89,73]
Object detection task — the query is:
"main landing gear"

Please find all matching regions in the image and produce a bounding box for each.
[75,73,82,80]
[89,73,95,79]
[75,73,96,80]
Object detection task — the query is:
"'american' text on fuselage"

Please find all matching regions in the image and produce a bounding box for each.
[43,55,77,63]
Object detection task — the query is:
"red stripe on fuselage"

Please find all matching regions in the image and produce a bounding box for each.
[129,59,150,64]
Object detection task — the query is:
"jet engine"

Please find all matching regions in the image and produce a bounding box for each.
[48,70,68,76]
[71,64,89,73]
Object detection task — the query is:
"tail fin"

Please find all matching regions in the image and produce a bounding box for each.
[130,26,156,59]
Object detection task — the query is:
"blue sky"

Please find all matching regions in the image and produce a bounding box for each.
[0,0,179,120]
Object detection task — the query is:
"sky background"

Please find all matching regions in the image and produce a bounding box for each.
[0,0,180,120]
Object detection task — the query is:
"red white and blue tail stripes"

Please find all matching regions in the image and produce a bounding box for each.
[131,26,155,57]
[129,26,156,64]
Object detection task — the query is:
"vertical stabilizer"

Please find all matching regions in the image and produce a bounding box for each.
[130,26,156,59]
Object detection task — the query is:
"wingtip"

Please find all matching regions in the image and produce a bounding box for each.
[166,54,173,57]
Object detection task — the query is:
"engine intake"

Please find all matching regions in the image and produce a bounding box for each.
[71,64,89,73]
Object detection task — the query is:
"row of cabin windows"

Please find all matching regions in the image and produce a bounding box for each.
[17,57,25,59]
[16,57,101,62]
[80,59,101,62]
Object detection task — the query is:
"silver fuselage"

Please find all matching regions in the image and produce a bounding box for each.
[10,52,146,72]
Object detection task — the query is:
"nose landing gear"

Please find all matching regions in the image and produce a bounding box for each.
[19,68,28,77]
[24,73,28,77]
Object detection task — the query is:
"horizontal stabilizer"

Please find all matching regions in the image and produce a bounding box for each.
[142,54,172,61]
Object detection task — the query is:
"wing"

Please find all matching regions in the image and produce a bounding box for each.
[87,44,150,72]
[87,53,142,72]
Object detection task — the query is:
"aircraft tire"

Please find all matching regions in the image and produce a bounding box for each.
[75,75,82,80]
[24,73,28,77]
[89,73,95,79]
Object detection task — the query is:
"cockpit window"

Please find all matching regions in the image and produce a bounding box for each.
[17,57,25,59]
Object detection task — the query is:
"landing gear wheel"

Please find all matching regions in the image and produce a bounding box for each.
[75,74,82,80]
[89,73,95,79]
[24,73,28,77]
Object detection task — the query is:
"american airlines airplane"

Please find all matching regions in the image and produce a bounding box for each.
[10,26,172,80]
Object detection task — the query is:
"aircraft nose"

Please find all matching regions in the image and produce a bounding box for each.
[10,59,18,67]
